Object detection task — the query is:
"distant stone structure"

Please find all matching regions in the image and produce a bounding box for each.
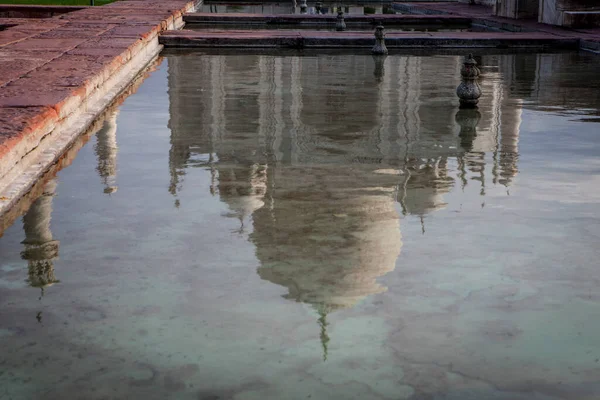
[459,0,599,27]
[300,0,307,14]
[336,8,346,31]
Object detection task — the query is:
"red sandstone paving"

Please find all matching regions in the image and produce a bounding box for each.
[0,58,50,87]
[34,27,112,39]
[13,54,114,89]
[0,106,58,159]
[0,50,64,87]
[66,46,130,58]
[4,37,87,51]
[102,24,161,39]
[0,30,32,47]
[0,83,83,110]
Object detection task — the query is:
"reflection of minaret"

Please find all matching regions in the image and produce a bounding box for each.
[456,108,486,196]
[94,110,119,194]
[21,179,60,296]
[497,99,521,187]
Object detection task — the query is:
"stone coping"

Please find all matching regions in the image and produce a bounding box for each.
[160,29,579,48]
[0,0,197,217]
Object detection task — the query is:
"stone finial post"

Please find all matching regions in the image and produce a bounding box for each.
[315,1,322,14]
[371,25,388,55]
[336,8,346,31]
[455,108,481,152]
[456,53,481,108]
[300,0,307,14]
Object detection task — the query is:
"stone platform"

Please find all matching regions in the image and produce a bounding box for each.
[160,29,579,49]
[0,0,195,217]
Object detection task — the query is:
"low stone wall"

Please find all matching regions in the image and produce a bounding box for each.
[0,0,197,217]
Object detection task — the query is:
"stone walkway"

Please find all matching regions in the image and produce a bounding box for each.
[0,0,195,215]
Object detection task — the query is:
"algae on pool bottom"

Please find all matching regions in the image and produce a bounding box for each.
[1,52,600,400]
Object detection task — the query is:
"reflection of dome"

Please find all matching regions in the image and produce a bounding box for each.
[250,165,402,360]
[252,166,402,311]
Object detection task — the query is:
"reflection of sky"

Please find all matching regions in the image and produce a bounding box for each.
[0,53,600,400]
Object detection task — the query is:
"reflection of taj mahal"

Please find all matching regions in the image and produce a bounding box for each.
[167,53,525,357]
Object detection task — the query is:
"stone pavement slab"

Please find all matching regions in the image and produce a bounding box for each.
[0,106,57,159]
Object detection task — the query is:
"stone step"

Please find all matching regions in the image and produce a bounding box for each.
[183,13,472,25]
[160,29,579,49]
[563,11,600,28]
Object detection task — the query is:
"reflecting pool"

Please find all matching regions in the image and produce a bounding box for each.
[1,51,600,400]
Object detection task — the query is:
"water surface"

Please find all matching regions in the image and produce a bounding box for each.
[1,51,600,400]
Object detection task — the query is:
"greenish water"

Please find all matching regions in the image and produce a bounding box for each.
[1,51,600,399]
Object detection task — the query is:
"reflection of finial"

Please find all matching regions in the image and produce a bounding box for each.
[317,306,330,361]
[420,215,425,235]
[372,54,387,83]
[455,108,481,152]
